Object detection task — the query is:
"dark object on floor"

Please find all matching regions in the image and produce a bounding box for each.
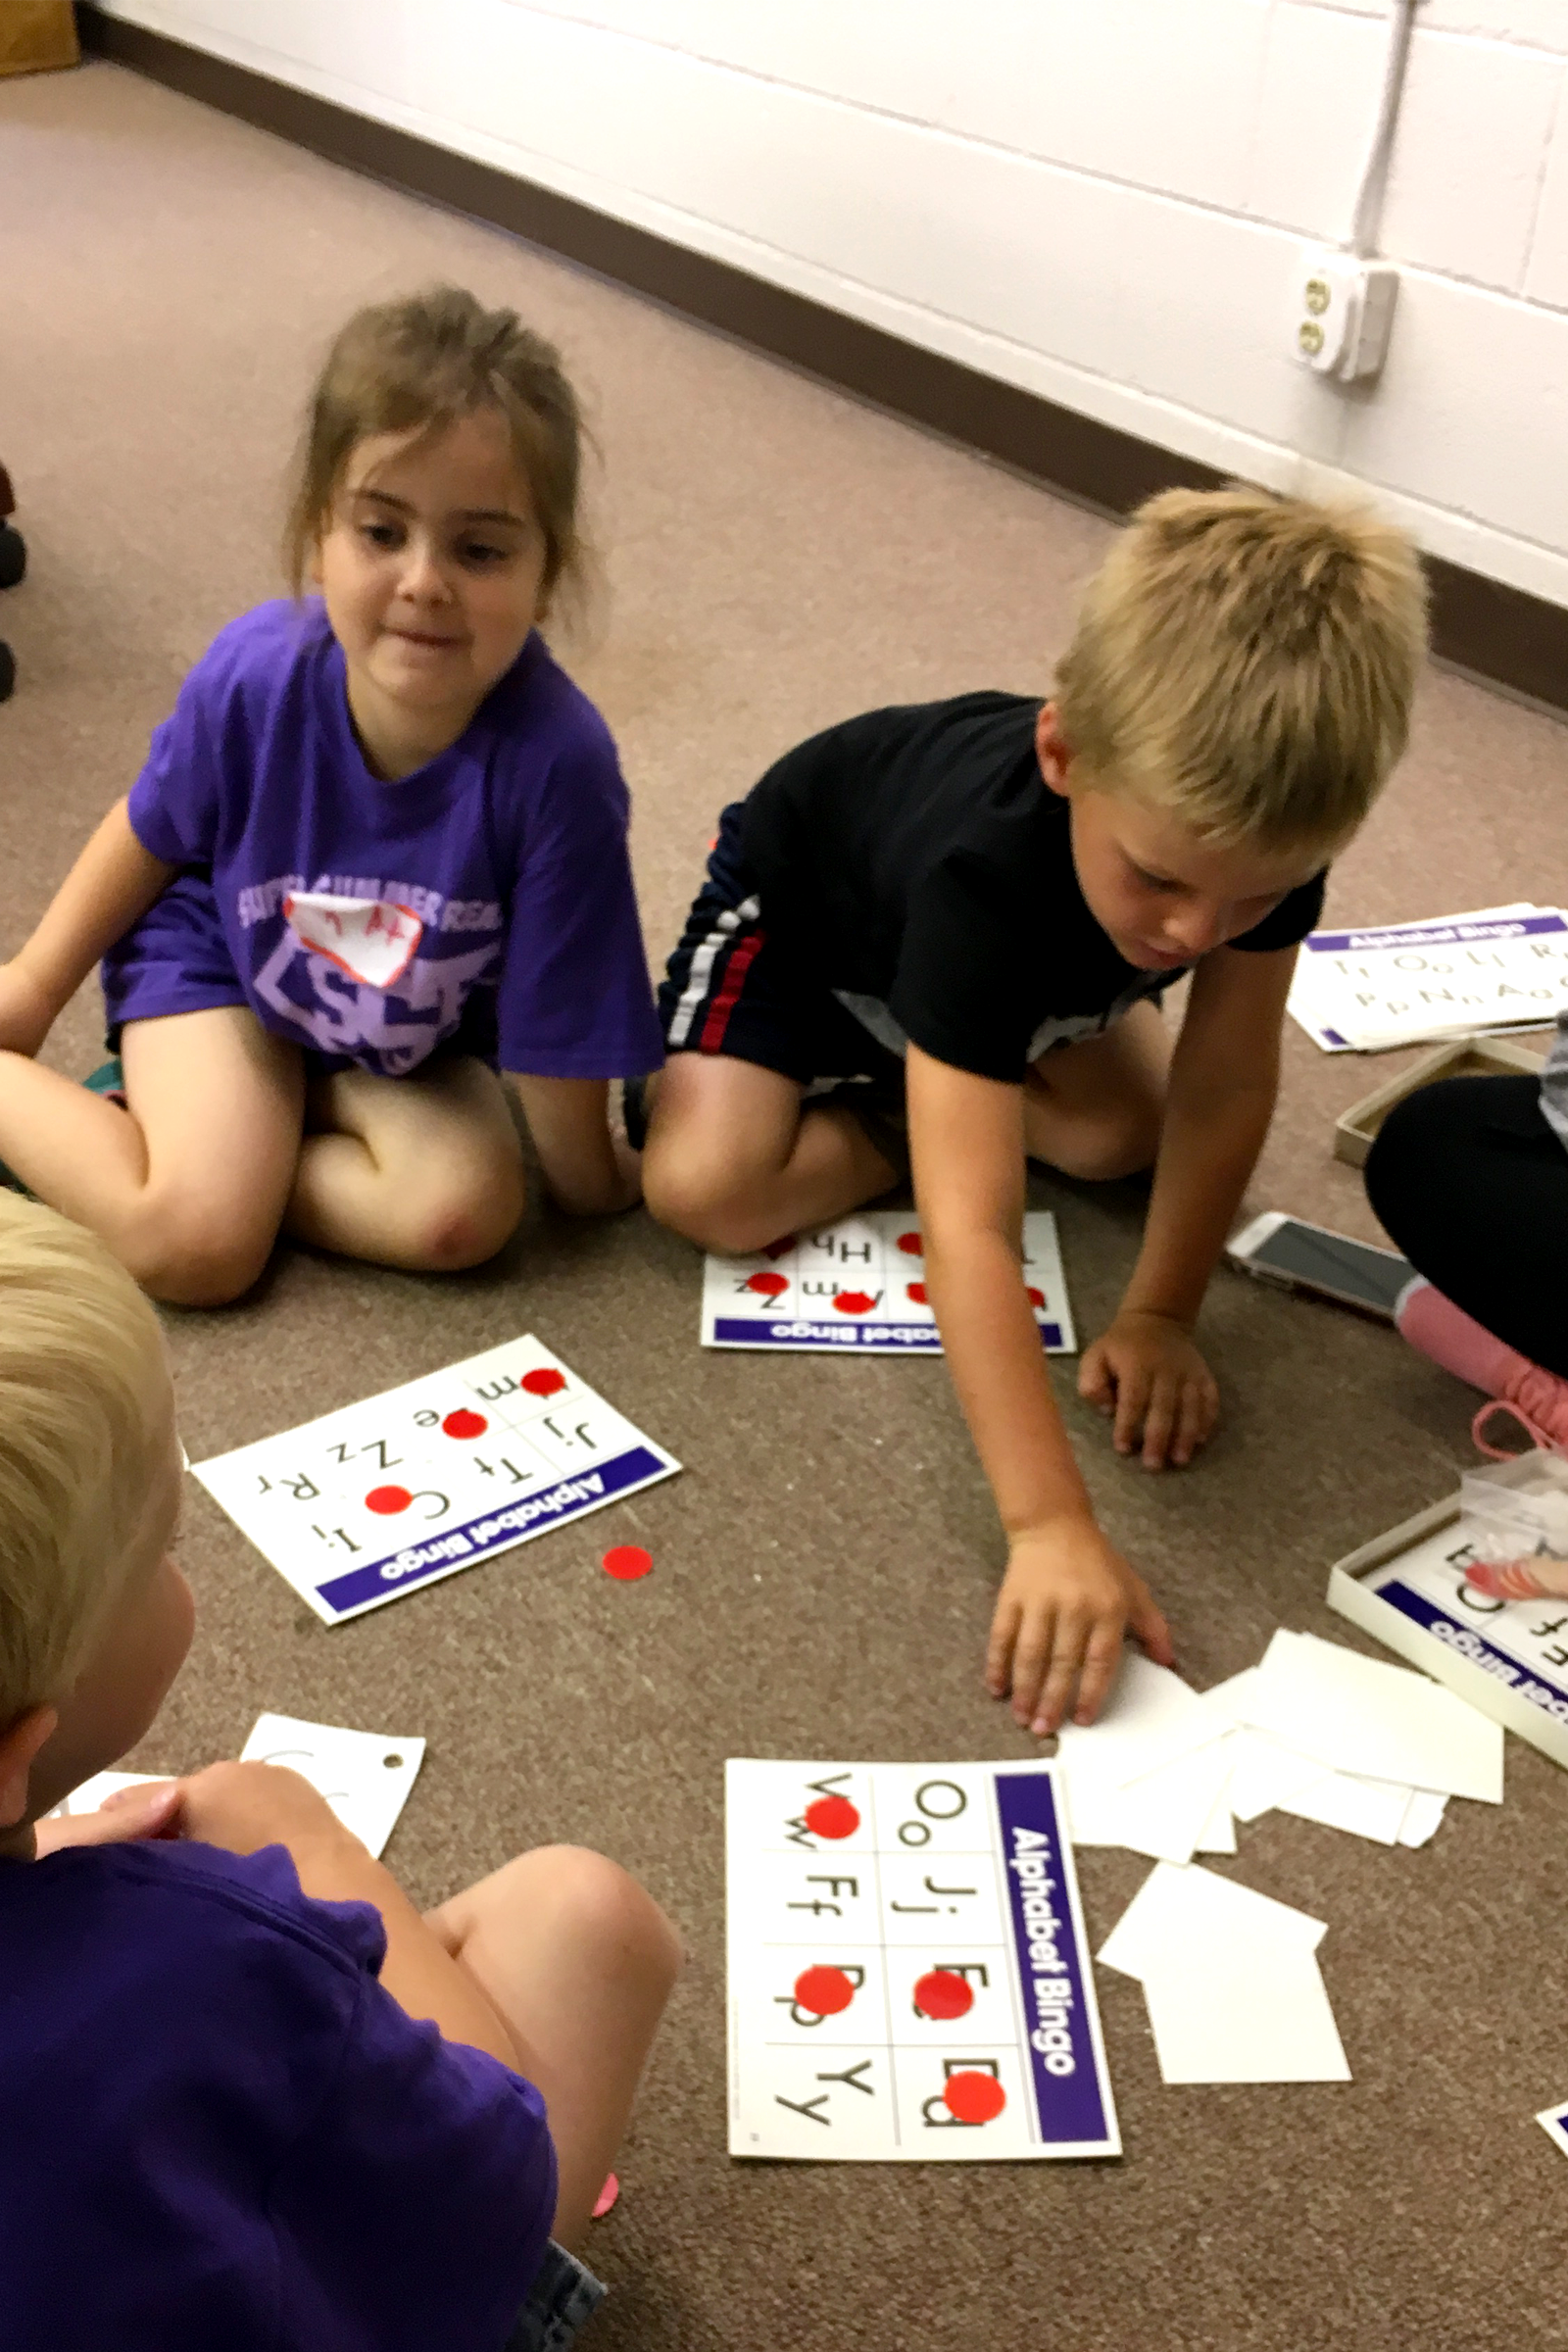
[0,461,22,702]
[1366,1071,1568,1379]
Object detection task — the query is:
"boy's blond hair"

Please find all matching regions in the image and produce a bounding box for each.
[1054,485,1428,852]
[0,1197,170,1726]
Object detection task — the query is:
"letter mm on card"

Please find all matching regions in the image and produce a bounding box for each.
[191,1336,680,1625]
[723,1759,1118,2162]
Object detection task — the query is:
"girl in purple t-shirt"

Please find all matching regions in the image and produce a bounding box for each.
[0,288,662,1304]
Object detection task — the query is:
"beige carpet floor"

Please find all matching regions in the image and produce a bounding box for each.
[4,55,1568,2352]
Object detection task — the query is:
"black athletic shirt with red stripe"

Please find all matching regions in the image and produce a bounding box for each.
[735,691,1325,1085]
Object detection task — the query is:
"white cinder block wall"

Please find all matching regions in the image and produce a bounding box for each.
[96,0,1568,607]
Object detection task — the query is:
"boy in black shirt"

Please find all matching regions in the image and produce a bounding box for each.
[642,488,1427,1738]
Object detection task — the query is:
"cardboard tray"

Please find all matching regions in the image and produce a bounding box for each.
[1333,1035,1546,1168]
[1327,1453,1568,1771]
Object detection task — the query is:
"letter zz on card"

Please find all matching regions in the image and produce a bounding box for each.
[724,1759,1118,2161]
[192,1336,680,1625]
[701,1210,1077,1356]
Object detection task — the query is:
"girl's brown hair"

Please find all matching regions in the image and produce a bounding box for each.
[284,285,587,610]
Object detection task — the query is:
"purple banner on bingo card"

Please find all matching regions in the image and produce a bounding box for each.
[1373,1580,1568,1729]
[709,1317,1067,1353]
[314,1444,668,1618]
[1305,913,1565,954]
[992,1770,1119,2157]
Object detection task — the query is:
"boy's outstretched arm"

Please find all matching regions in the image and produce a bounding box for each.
[507,1073,641,1215]
[906,1043,1172,1735]
[0,799,173,1054]
[1081,944,1297,1467]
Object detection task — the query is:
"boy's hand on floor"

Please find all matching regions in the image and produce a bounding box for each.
[1079,1309,1219,1469]
[986,1520,1173,1735]
[31,1780,182,1854]
[173,1760,365,1863]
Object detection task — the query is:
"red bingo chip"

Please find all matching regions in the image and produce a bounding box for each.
[746,1271,789,1298]
[906,1282,928,1305]
[602,1544,653,1583]
[803,1793,859,1840]
[913,1969,974,2022]
[442,1408,487,1439]
[942,2070,1006,2125]
[793,1964,857,2018]
[896,1231,923,1255]
[520,1367,566,1397]
[832,1291,874,1315]
[1026,1287,1046,1311]
[364,1485,413,1515]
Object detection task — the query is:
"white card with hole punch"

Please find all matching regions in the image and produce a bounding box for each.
[240,1714,425,1859]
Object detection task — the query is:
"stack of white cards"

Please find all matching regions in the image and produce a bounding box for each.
[1054,1631,1503,1869]
[1099,1861,1349,2083]
[1287,905,1568,1053]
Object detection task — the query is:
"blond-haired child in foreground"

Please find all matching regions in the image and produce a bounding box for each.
[0,1193,678,2351]
[641,487,1428,1738]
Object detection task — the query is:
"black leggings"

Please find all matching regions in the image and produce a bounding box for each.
[1364,1074,1568,1379]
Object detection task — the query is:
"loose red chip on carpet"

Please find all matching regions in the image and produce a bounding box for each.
[441,1407,487,1438]
[803,1793,860,1839]
[913,1969,975,2021]
[364,1486,413,1514]
[520,1367,566,1397]
[942,2070,1006,2124]
[602,1544,653,1582]
[793,1964,857,2017]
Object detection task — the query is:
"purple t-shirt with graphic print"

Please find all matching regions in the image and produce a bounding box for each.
[105,599,663,1081]
[0,1838,554,2352]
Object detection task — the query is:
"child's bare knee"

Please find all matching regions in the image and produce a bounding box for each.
[124,1205,271,1307]
[642,1149,764,1254]
[1081,1098,1162,1181]
[531,1846,684,1987]
[410,1164,525,1270]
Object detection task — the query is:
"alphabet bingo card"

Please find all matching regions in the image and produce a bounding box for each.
[725,1759,1118,2162]
[702,1210,1076,1355]
[193,1336,680,1626]
[1287,905,1568,1053]
[1363,1521,1568,1740]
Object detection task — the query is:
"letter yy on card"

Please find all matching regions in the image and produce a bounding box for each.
[702,1210,1076,1355]
[725,1759,1117,2162]
[193,1337,680,1626]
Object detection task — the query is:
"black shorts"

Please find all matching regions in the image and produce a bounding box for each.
[657,803,906,1110]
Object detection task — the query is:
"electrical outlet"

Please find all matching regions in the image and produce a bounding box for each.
[1292,247,1398,383]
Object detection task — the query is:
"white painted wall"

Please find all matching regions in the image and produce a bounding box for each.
[93,1,1568,607]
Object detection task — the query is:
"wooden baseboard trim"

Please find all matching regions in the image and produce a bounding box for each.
[76,3,1568,716]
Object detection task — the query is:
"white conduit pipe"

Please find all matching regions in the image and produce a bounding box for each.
[1348,0,1420,260]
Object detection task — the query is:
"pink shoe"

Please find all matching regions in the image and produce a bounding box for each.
[1395,1280,1568,1460]
[1471,1373,1568,1461]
